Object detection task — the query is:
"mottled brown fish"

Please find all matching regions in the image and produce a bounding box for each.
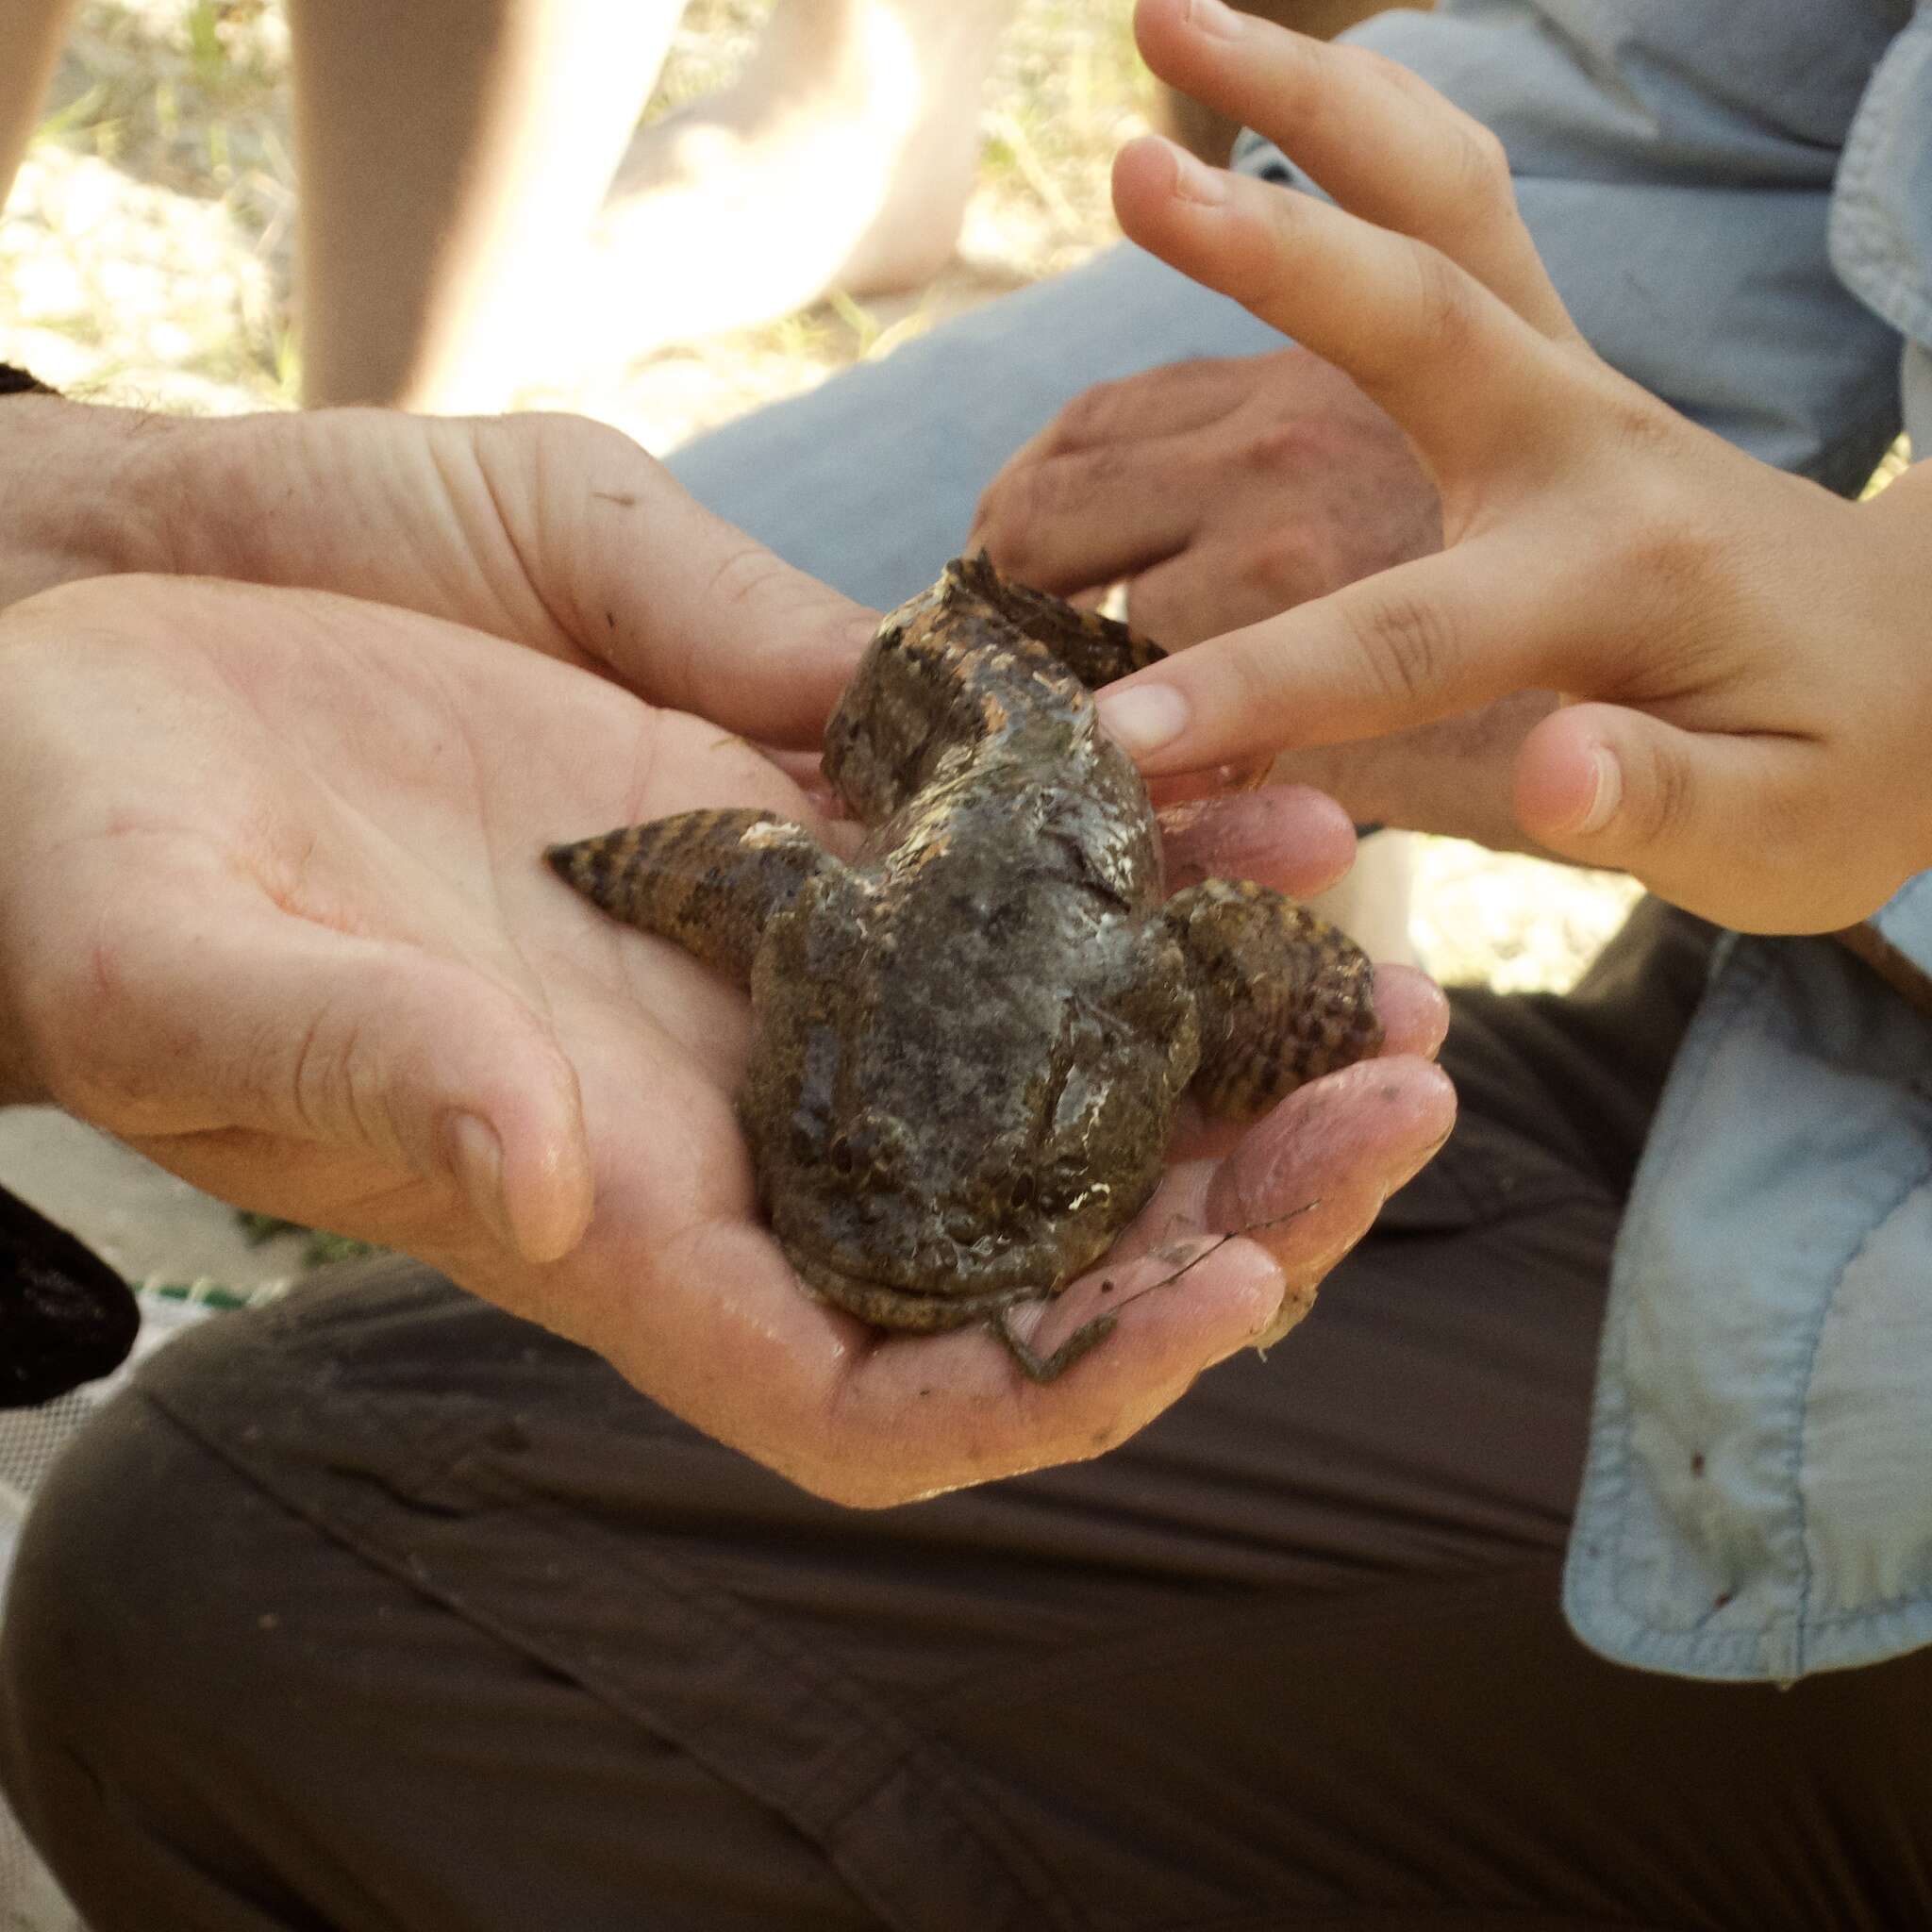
[548,555,1379,1379]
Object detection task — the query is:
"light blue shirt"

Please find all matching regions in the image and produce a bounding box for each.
[1247,0,1932,1681]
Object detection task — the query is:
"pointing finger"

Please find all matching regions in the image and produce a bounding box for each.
[1131,0,1575,337]
[1096,535,1590,774]
[1112,137,1569,482]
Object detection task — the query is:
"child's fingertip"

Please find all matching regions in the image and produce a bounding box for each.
[1186,0,1247,39]
[1097,681,1191,759]
[1116,134,1228,212]
[1165,140,1231,208]
[1571,744,1624,836]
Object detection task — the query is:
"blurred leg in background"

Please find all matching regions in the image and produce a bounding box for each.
[592,0,1435,359]
[291,0,1028,409]
[3,0,1431,412]
[592,0,1022,360]
[0,0,79,211]
[287,0,678,409]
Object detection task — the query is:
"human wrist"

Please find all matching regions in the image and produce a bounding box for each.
[0,376,185,611]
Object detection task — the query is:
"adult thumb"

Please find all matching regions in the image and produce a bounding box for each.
[44,901,593,1263]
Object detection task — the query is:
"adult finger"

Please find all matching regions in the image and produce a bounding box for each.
[1366,966,1450,1061]
[991,358,1263,477]
[21,861,593,1263]
[1121,536,1335,645]
[1205,1053,1454,1341]
[472,416,877,746]
[1157,783,1357,898]
[1087,1053,1455,1340]
[1131,0,1574,338]
[1112,135,1571,480]
[970,438,1202,594]
[175,411,875,750]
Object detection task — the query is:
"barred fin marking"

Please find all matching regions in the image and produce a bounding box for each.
[1163,878,1382,1122]
[546,808,834,986]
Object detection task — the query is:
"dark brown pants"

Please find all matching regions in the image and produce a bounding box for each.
[6,905,1931,1932]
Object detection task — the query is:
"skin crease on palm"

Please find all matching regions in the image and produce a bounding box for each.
[0,404,1452,1507]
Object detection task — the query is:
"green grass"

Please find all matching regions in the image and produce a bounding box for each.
[235,1211,380,1271]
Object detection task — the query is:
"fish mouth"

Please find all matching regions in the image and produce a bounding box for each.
[783,1245,1054,1334]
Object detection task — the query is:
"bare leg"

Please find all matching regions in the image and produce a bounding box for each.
[287,0,678,410]
[1159,0,1432,164]
[592,0,1018,358]
[0,0,80,211]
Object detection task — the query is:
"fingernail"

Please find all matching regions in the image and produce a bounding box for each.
[1096,683,1191,758]
[1387,1124,1454,1196]
[1168,143,1229,206]
[1254,1277,1317,1353]
[1189,0,1245,37]
[1573,745,1623,835]
[447,1111,517,1252]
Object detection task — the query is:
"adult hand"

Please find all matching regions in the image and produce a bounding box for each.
[1091,0,1932,935]
[967,347,1440,644]
[0,571,1449,1504]
[0,393,866,748]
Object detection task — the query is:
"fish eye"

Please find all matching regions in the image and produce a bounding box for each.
[829,1135,857,1176]
[1008,1174,1037,1210]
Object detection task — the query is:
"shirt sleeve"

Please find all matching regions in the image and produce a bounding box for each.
[1234,0,1913,491]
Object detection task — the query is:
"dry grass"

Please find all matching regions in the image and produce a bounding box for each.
[1,0,1657,992]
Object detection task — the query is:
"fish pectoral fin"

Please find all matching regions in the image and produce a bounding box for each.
[547,808,841,985]
[1164,878,1383,1123]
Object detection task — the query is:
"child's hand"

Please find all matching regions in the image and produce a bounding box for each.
[1094,0,1932,936]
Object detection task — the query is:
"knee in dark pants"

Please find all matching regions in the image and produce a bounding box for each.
[2,1390,181,1807]
[0,1386,312,1929]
